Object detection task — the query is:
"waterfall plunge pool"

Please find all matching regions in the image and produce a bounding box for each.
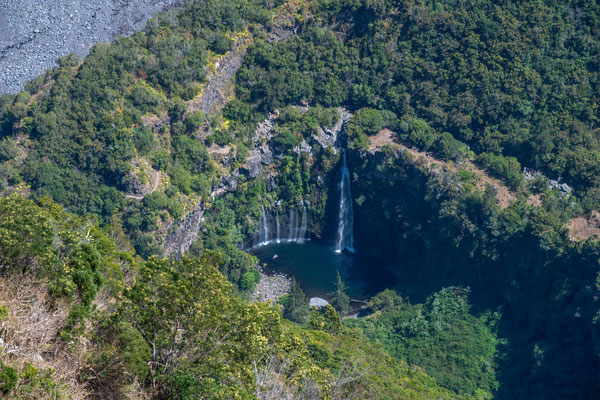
[250,240,396,301]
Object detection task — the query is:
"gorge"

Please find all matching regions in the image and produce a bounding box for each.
[250,143,374,300]
[2,0,600,398]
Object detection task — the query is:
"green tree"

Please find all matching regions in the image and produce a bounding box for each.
[284,278,310,324]
[329,271,351,316]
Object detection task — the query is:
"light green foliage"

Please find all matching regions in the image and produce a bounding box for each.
[123,253,283,396]
[345,108,389,149]
[478,152,524,190]
[240,268,261,291]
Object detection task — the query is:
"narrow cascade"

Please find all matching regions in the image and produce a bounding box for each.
[260,206,270,245]
[294,207,299,240]
[288,208,295,242]
[335,152,354,253]
[275,207,281,243]
[300,203,307,242]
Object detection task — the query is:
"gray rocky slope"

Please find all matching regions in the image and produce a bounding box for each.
[0,0,183,94]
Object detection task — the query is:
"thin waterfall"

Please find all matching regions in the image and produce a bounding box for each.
[260,205,269,245]
[275,207,281,243]
[253,202,310,248]
[288,208,295,242]
[335,152,354,253]
[294,207,299,240]
[300,203,307,242]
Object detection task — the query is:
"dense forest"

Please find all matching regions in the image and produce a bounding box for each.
[1,0,600,398]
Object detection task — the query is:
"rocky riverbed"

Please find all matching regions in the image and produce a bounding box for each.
[252,267,291,304]
[0,0,184,93]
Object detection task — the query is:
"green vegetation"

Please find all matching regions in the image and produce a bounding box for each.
[281,278,311,324]
[350,149,600,399]
[0,194,466,399]
[347,288,499,398]
[329,271,351,316]
[0,0,599,399]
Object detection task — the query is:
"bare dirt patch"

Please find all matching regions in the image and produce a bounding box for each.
[462,161,517,209]
[568,212,600,241]
[369,129,524,209]
[0,276,88,398]
[208,144,232,155]
[369,129,396,150]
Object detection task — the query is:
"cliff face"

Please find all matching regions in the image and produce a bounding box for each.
[163,106,348,256]
[347,147,600,399]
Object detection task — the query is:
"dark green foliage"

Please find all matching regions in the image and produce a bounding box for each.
[117,321,151,382]
[133,126,157,155]
[0,139,18,162]
[348,287,499,397]
[350,149,600,399]
[329,271,351,316]
[209,32,234,54]
[143,191,169,211]
[237,0,600,195]
[170,165,193,194]
[0,363,17,394]
[283,278,310,324]
[163,372,202,399]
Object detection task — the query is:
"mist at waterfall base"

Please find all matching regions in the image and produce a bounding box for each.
[251,152,396,301]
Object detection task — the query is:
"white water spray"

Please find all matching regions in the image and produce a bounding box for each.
[335,152,354,253]
[275,207,281,243]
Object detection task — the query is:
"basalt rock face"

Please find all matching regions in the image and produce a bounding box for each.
[312,108,352,151]
[164,107,346,256]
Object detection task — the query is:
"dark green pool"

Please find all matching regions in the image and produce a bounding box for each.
[251,240,396,301]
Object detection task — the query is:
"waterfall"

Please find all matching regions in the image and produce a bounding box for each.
[260,206,269,245]
[275,207,281,243]
[335,152,354,253]
[294,207,299,240]
[288,208,295,242]
[253,203,310,248]
[300,203,307,242]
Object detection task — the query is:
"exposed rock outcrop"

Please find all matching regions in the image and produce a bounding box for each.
[252,268,291,304]
[163,204,205,257]
[312,107,352,151]
[124,157,161,199]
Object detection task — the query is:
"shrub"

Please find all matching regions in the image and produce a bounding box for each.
[0,363,18,394]
[117,321,151,382]
[240,269,260,291]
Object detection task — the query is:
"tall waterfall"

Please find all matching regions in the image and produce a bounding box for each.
[335,152,354,253]
[252,203,309,247]
[260,205,270,245]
